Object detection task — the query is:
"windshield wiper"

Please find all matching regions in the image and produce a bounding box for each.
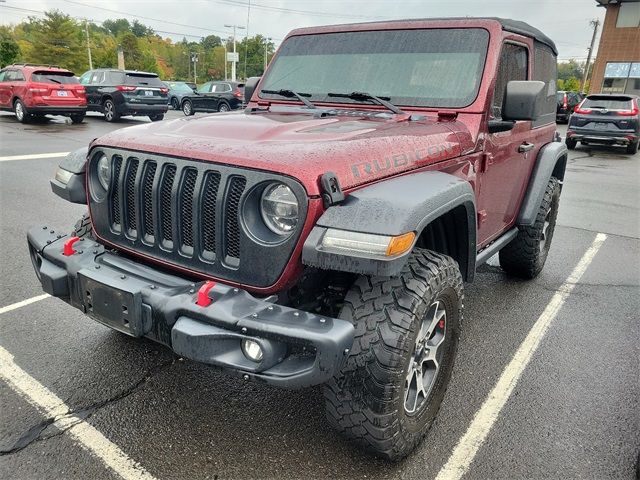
[327,91,404,114]
[261,89,316,109]
[47,78,62,84]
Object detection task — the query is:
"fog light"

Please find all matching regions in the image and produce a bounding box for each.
[241,339,263,362]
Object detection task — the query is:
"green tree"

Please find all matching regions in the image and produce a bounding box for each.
[28,11,86,72]
[131,20,155,38]
[0,33,20,67]
[103,18,131,37]
[558,60,584,82]
[238,34,276,79]
[558,76,581,92]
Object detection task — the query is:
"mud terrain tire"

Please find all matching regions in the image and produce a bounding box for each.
[324,249,463,460]
[72,213,95,240]
[499,176,561,279]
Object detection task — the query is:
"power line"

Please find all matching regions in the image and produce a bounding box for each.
[210,0,384,20]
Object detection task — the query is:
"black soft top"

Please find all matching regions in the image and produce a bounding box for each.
[330,17,558,56]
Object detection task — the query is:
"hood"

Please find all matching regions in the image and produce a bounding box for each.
[93,110,475,196]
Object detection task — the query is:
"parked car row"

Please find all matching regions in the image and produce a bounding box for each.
[0,63,246,124]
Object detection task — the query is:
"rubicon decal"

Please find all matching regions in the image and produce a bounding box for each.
[351,144,459,179]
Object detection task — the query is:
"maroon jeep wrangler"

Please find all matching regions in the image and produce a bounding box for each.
[28,18,567,460]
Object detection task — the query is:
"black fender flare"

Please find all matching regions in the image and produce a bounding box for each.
[517,141,568,226]
[302,171,476,280]
[50,147,88,204]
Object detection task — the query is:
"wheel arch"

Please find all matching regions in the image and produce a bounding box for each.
[302,171,477,282]
[517,141,568,227]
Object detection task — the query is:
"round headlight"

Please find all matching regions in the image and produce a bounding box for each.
[97,154,111,190]
[260,183,299,235]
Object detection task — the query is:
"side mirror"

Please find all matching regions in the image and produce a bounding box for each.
[244,76,261,103]
[502,80,545,121]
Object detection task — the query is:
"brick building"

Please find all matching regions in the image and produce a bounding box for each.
[589,0,640,95]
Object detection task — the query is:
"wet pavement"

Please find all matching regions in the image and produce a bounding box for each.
[0,111,638,479]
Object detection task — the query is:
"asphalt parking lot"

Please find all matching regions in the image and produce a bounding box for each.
[0,110,638,480]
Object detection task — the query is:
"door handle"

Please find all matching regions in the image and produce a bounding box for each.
[518,142,534,153]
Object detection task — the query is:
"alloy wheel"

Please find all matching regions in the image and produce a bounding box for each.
[404,300,447,414]
[15,101,24,121]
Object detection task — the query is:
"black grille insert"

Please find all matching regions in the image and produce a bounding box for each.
[179,168,198,252]
[111,156,122,227]
[124,158,139,234]
[201,171,221,258]
[225,176,246,260]
[141,162,157,239]
[159,164,177,244]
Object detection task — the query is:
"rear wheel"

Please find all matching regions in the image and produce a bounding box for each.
[182,99,194,116]
[149,113,164,122]
[170,97,179,110]
[103,99,119,122]
[565,137,577,150]
[70,113,85,124]
[14,99,30,123]
[218,101,230,112]
[324,249,463,460]
[626,140,639,155]
[499,176,561,279]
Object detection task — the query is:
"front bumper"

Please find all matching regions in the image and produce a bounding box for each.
[27,226,354,388]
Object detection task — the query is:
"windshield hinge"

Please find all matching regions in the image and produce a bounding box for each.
[319,172,345,209]
[437,111,458,121]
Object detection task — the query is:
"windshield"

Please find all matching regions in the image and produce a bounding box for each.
[260,28,489,108]
[31,71,77,84]
[167,82,193,92]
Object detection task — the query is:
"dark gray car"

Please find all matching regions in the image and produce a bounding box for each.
[165,81,195,110]
[567,94,639,154]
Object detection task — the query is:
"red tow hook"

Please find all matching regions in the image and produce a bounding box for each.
[62,236,81,256]
[196,281,216,307]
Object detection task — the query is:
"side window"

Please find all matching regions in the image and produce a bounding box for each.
[197,82,210,93]
[5,70,17,81]
[90,71,105,84]
[532,42,557,127]
[492,43,529,119]
[80,71,92,85]
[0,71,6,82]
[13,70,26,81]
[220,83,231,93]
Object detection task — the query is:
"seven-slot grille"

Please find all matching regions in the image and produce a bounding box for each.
[89,149,306,288]
[108,156,245,261]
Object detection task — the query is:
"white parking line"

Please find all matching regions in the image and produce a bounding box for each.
[0,152,69,162]
[0,294,50,315]
[435,233,607,480]
[0,346,157,480]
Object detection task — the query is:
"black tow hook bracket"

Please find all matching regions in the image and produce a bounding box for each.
[319,172,345,209]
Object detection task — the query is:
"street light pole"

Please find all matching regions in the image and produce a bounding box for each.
[84,20,93,70]
[263,37,272,73]
[224,24,245,81]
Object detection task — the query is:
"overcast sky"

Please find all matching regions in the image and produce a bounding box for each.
[2,0,606,61]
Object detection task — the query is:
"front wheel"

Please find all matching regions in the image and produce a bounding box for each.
[149,113,164,122]
[325,249,463,460]
[170,97,179,110]
[499,176,561,279]
[182,99,194,116]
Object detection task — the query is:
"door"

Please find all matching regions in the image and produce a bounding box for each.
[0,70,9,107]
[477,42,537,245]
[80,71,98,109]
[194,82,213,110]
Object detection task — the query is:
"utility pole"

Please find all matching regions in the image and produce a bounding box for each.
[582,19,600,93]
[263,37,272,73]
[191,52,198,84]
[224,24,245,81]
[224,39,228,80]
[84,20,93,70]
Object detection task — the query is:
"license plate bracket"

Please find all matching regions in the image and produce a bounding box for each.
[78,272,151,337]
[144,90,153,96]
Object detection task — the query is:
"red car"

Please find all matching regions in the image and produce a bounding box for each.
[0,64,87,123]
